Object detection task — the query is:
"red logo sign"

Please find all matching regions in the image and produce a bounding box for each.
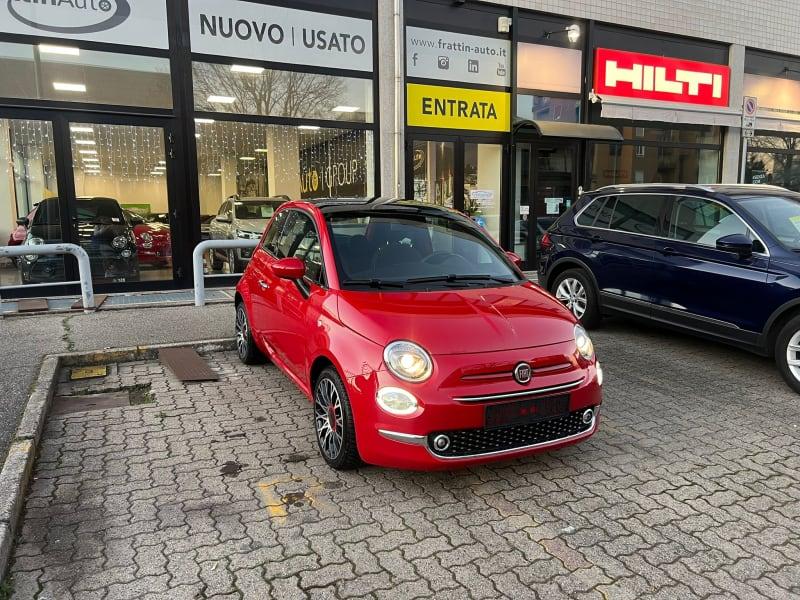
[594,48,730,108]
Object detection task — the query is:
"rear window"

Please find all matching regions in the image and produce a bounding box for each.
[75,198,124,223]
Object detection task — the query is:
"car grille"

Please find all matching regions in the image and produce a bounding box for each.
[428,409,593,458]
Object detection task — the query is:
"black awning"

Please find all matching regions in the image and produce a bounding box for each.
[513,119,624,141]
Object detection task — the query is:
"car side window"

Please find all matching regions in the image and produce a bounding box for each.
[262,210,290,256]
[273,211,324,285]
[577,197,612,228]
[608,194,666,236]
[667,197,751,246]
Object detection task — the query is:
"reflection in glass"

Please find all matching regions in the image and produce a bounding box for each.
[516,95,580,123]
[193,62,373,123]
[0,42,172,109]
[70,123,171,283]
[746,136,800,192]
[0,119,61,288]
[513,143,531,265]
[590,144,720,188]
[195,120,374,274]
[412,141,454,208]
[464,143,502,241]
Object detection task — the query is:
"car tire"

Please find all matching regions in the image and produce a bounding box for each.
[774,315,800,394]
[235,302,265,365]
[551,268,601,329]
[314,367,361,470]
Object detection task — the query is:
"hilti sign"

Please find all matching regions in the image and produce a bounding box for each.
[594,48,730,108]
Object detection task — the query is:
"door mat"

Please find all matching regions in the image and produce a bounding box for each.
[71,294,109,311]
[159,347,219,382]
[16,299,49,313]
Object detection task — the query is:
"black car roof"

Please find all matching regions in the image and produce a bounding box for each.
[590,183,797,199]
[306,197,462,217]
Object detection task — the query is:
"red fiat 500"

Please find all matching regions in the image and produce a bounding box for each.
[235,198,603,470]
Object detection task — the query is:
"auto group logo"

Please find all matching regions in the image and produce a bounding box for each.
[7,0,131,35]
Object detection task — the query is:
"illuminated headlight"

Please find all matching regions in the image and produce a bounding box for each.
[237,230,259,239]
[596,361,604,386]
[384,341,433,382]
[120,249,133,259]
[25,237,44,261]
[112,235,129,250]
[574,324,595,362]
[140,232,154,249]
[376,387,419,416]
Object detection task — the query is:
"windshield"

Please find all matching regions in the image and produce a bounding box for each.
[328,211,521,290]
[738,194,800,250]
[235,200,281,220]
[76,198,124,224]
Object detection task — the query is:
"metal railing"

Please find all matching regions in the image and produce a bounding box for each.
[192,239,259,307]
[0,244,95,313]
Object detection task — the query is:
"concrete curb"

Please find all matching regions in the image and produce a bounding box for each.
[0,338,237,583]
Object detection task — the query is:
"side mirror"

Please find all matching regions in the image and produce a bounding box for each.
[16,218,28,227]
[272,257,306,280]
[505,250,523,268]
[716,234,754,259]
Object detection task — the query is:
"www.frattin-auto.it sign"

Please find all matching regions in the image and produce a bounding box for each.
[188,0,374,72]
[0,0,169,49]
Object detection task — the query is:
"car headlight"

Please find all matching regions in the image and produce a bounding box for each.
[384,341,433,382]
[140,232,154,249]
[574,324,595,362]
[112,235,129,250]
[237,230,259,239]
[376,387,419,416]
[25,237,44,261]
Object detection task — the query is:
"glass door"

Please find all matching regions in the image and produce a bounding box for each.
[0,118,64,289]
[66,121,175,286]
[514,141,577,270]
[464,143,503,243]
[410,139,456,208]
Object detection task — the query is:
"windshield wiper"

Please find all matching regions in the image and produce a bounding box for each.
[344,278,407,289]
[405,274,516,285]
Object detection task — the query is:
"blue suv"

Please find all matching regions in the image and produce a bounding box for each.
[538,184,800,393]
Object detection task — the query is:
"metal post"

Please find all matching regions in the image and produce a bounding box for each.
[0,244,95,313]
[740,137,748,184]
[192,239,259,307]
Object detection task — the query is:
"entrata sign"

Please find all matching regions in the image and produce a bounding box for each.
[189,0,373,72]
[0,0,168,49]
[594,48,730,108]
[407,83,510,132]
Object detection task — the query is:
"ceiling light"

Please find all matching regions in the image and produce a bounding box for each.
[207,173,221,177]
[70,126,93,133]
[195,133,201,138]
[85,170,101,174]
[254,148,269,153]
[332,106,360,113]
[158,160,166,165]
[150,171,164,176]
[53,82,86,92]
[39,44,80,56]
[75,139,96,145]
[231,64,264,74]
[154,166,166,171]
[82,158,99,162]
[298,125,321,131]
[207,95,236,104]
[195,118,215,124]
[79,150,97,155]
[239,156,256,161]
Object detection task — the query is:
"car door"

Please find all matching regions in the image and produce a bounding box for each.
[653,195,769,333]
[269,210,328,380]
[580,194,668,314]
[249,210,290,348]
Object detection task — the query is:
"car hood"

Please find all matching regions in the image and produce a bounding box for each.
[337,282,577,355]
[235,218,268,235]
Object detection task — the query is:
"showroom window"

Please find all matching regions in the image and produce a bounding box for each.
[745,134,800,192]
[590,123,722,188]
[192,62,373,123]
[0,42,172,109]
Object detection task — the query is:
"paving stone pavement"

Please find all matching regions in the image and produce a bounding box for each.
[6,319,800,599]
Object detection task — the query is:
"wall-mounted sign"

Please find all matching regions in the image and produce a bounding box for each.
[406,27,510,87]
[0,0,169,49]
[594,48,730,108]
[407,84,510,132]
[189,0,373,72]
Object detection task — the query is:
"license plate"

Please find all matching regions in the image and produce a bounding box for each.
[484,394,570,429]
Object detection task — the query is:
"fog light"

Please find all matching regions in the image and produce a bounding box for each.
[582,408,595,425]
[376,387,418,416]
[596,361,604,386]
[433,434,450,452]
[121,249,133,259]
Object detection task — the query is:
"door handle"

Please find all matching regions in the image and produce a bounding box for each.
[660,246,679,256]
[258,280,270,290]
[590,234,604,243]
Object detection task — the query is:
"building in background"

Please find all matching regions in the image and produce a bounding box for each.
[0,0,798,294]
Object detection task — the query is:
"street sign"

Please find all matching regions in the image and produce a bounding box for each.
[742,96,758,138]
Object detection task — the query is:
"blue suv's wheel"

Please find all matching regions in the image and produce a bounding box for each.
[551,269,601,329]
[775,316,800,394]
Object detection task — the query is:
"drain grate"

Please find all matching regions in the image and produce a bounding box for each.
[52,384,154,416]
[17,298,49,313]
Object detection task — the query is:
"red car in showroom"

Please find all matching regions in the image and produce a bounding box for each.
[235,198,603,470]
[123,210,172,268]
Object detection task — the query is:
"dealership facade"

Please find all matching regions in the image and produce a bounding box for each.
[1,0,799,296]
